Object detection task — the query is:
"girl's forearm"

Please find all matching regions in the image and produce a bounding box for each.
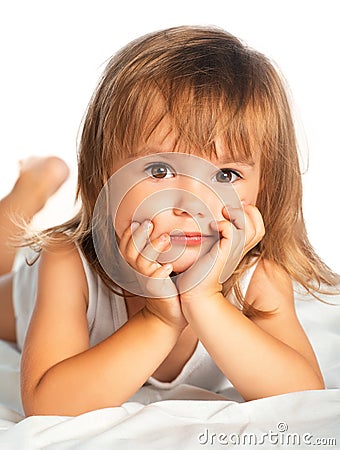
[181,295,324,400]
[23,309,181,416]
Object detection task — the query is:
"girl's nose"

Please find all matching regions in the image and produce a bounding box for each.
[172,177,213,218]
[173,197,205,218]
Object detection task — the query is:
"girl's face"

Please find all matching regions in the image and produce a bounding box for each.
[110,128,261,274]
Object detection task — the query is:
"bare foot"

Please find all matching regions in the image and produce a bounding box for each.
[13,156,70,216]
[0,156,69,274]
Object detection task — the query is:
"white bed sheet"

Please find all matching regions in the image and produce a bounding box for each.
[1,285,340,449]
[1,392,340,449]
[0,339,339,449]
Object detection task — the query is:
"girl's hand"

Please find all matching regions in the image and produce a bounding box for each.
[178,204,265,301]
[118,220,187,330]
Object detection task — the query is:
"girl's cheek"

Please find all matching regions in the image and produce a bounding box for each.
[112,213,129,240]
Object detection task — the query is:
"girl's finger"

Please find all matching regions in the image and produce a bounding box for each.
[210,219,233,242]
[122,220,153,262]
[143,263,178,299]
[222,205,246,230]
[135,233,171,274]
[245,205,265,238]
[243,205,265,251]
[118,221,140,255]
[149,262,173,279]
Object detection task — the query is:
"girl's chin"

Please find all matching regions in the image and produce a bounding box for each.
[157,247,208,274]
[159,258,196,274]
[156,239,215,269]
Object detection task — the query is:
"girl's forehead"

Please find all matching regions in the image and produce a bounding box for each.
[134,145,257,167]
[130,114,258,166]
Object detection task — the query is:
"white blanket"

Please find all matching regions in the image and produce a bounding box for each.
[1,286,340,449]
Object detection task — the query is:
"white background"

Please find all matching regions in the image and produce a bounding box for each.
[0,0,339,272]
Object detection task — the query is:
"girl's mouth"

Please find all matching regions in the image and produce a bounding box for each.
[169,232,211,246]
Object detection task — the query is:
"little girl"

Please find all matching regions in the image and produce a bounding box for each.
[0,26,338,417]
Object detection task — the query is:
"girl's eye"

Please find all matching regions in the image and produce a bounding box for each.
[145,163,175,179]
[214,169,241,183]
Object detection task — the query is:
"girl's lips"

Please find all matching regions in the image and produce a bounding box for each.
[169,233,211,246]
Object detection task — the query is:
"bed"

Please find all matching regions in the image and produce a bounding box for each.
[0,285,339,449]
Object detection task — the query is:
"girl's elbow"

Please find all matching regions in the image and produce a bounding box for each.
[21,380,62,416]
[22,389,46,417]
[308,376,325,391]
[21,382,39,416]
[22,396,41,417]
[289,372,325,395]
[287,374,325,396]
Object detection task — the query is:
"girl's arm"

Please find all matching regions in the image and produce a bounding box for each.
[21,242,183,416]
[181,258,324,401]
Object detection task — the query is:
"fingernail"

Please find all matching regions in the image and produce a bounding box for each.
[160,233,169,241]
[163,263,173,273]
[131,222,140,231]
[143,220,152,230]
[223,205,234,214]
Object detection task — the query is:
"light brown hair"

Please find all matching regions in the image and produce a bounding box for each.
[33,25,340,316]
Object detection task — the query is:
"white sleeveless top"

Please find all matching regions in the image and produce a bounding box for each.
[13,247,258,399]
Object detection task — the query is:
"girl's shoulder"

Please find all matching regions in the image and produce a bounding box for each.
[38,234,89,306]
[39,232,82,261]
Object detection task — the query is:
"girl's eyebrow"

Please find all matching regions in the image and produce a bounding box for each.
[221,161,255,167]
[134,147,171,157]
[135,147,256,167]
[216,157,255,167]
